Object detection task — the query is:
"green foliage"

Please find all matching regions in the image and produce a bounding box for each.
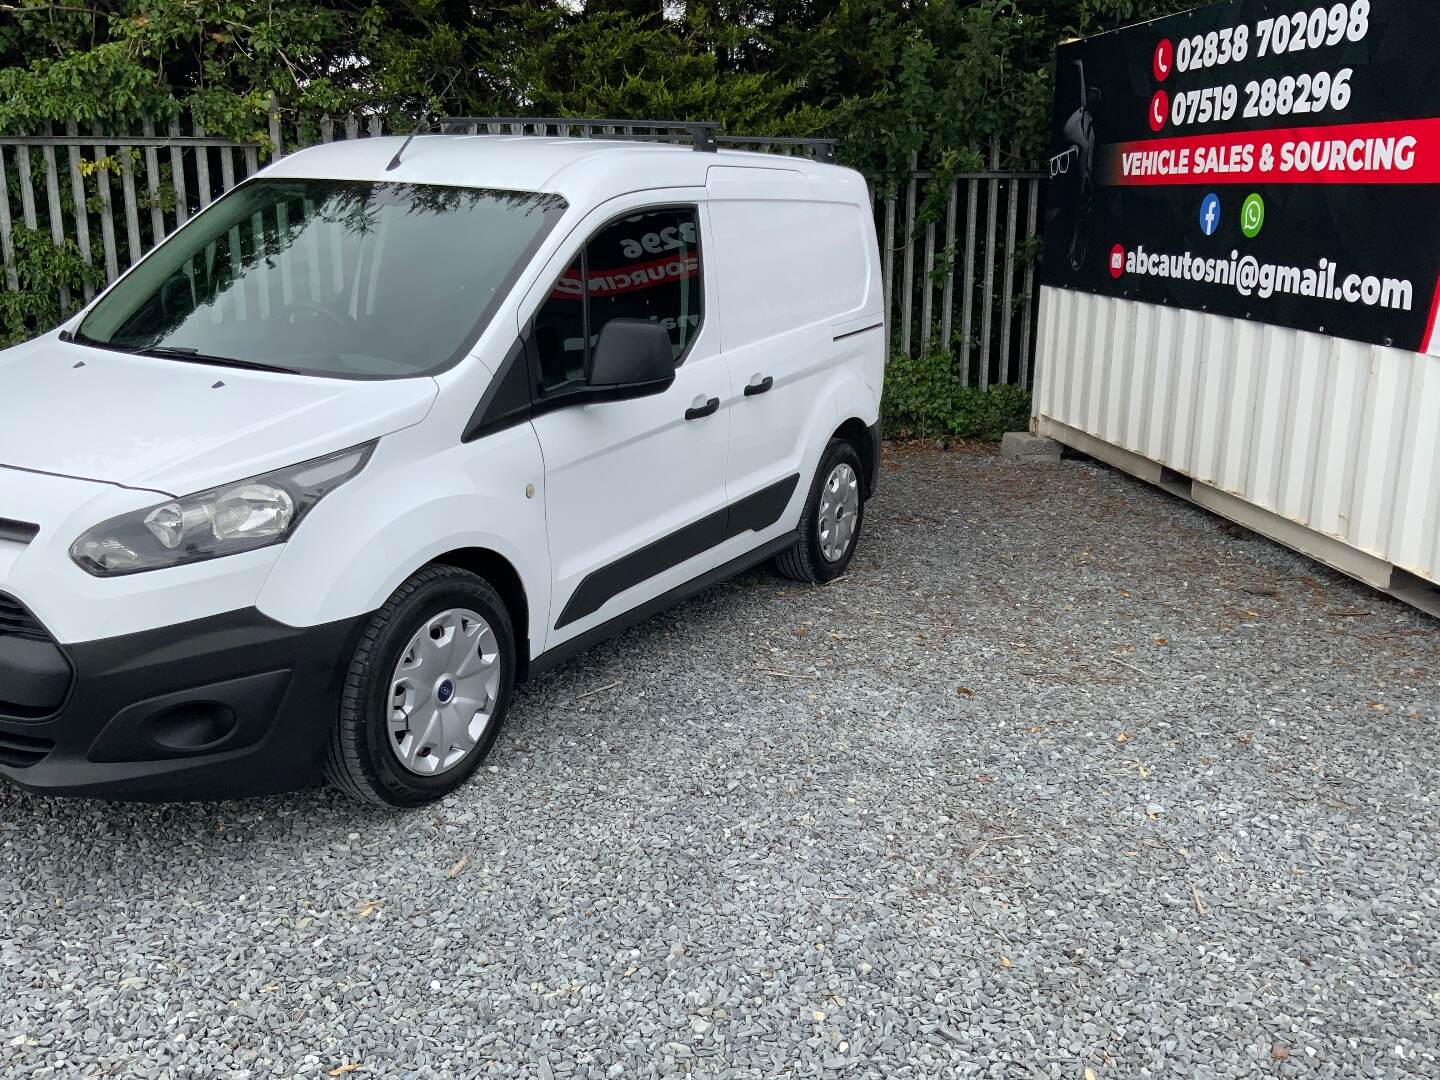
[883,349,1031,439]
[0,1,1195,367]
[0,228,99,347]
[0,1,1198,177]
[0,41,174,132]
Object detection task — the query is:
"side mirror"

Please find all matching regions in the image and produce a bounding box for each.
[587,319,675,399]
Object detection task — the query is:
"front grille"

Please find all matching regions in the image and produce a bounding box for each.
[0,592,49,641]
[0,729,55,768]
[0,592,69,722]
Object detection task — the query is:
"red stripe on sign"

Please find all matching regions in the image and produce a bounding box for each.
[1423,276,1440,355]
[550,254,699,300]
[1102,117,1440,187]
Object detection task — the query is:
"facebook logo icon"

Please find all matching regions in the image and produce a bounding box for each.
[1199,193,1221,237]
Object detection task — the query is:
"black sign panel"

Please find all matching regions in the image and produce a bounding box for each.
[1042,0,1440,353]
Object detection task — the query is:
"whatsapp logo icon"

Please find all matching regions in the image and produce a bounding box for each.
[1241,193,1265,238]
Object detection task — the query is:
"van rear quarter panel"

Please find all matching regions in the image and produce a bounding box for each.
[705,167,869,345]
[705,165,880,475]
[702,165,882,568]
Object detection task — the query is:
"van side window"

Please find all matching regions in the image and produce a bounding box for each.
[533,207,702,392]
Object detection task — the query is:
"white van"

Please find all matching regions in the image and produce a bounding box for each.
[0,127,884,805]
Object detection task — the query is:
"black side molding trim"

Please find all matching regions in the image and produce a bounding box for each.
[532,531,798,679]
[0,518,39,545]
[833,322,883,342]
[730,473,799,534]
[554,473,800,630]
[556,506,727,630]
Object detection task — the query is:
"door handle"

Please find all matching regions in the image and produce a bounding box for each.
[685,396,720,421]
[743,375,774,397]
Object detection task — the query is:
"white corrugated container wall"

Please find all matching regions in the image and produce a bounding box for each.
[1033,286,1440,614]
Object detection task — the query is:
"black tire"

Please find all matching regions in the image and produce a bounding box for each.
[323,565,515,808]
[774,438,866,584]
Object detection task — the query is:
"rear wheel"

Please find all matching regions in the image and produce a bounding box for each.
[324,565,515,807]
[774,438,865,584]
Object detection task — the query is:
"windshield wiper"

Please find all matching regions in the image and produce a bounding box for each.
[138,345,297,374]
[65,334,301,375]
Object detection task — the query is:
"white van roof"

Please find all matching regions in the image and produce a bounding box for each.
[262,134,864,205]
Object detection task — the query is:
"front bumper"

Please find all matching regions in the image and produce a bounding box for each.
[0,606,366,800]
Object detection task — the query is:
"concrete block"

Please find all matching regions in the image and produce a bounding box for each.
[1000,431,1062,464]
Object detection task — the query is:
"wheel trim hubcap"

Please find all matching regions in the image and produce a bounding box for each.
[817,462,860,563]
[387,608,500,776]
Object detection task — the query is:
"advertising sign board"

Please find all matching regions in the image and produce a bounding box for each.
[1043,0,1440,353]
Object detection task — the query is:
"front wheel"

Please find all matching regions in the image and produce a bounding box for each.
[774,438,865,584]
[323,565,516,807]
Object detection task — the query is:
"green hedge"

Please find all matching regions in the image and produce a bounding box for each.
[0,228,99,348]
[882,350,1031,440]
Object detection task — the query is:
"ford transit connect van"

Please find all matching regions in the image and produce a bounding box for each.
[0,129,884,805]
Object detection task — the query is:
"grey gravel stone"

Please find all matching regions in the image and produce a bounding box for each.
[1,442,1437,1078]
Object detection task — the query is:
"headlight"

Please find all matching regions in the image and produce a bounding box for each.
[70,443,374,576]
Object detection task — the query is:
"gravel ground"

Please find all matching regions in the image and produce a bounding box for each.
[2,442,1437,1079]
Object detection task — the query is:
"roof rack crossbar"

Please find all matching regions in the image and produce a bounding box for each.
[430,116,832,160]
[436,116,719,150]
[586,132,710,146]
[438,116,720,131]
[714,136,838,163]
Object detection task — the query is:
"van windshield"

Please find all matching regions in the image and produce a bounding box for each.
[75,179,567,380]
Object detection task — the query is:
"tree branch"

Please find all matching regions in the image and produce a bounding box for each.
[0,3,106,14]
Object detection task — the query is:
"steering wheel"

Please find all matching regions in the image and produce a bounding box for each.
[286,300,351,328]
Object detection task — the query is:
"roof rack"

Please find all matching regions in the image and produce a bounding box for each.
[714,135,838,163]
[430,116,838,163]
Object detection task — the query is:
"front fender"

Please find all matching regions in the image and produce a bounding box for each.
[256,424,550,661]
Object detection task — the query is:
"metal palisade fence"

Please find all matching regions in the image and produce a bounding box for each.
[0,116,1044,385]
[880,143,1046,390]
[0,114,369,306]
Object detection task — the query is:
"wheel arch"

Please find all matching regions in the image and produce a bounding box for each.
[428,547,532,683]
[833,415,880,498]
